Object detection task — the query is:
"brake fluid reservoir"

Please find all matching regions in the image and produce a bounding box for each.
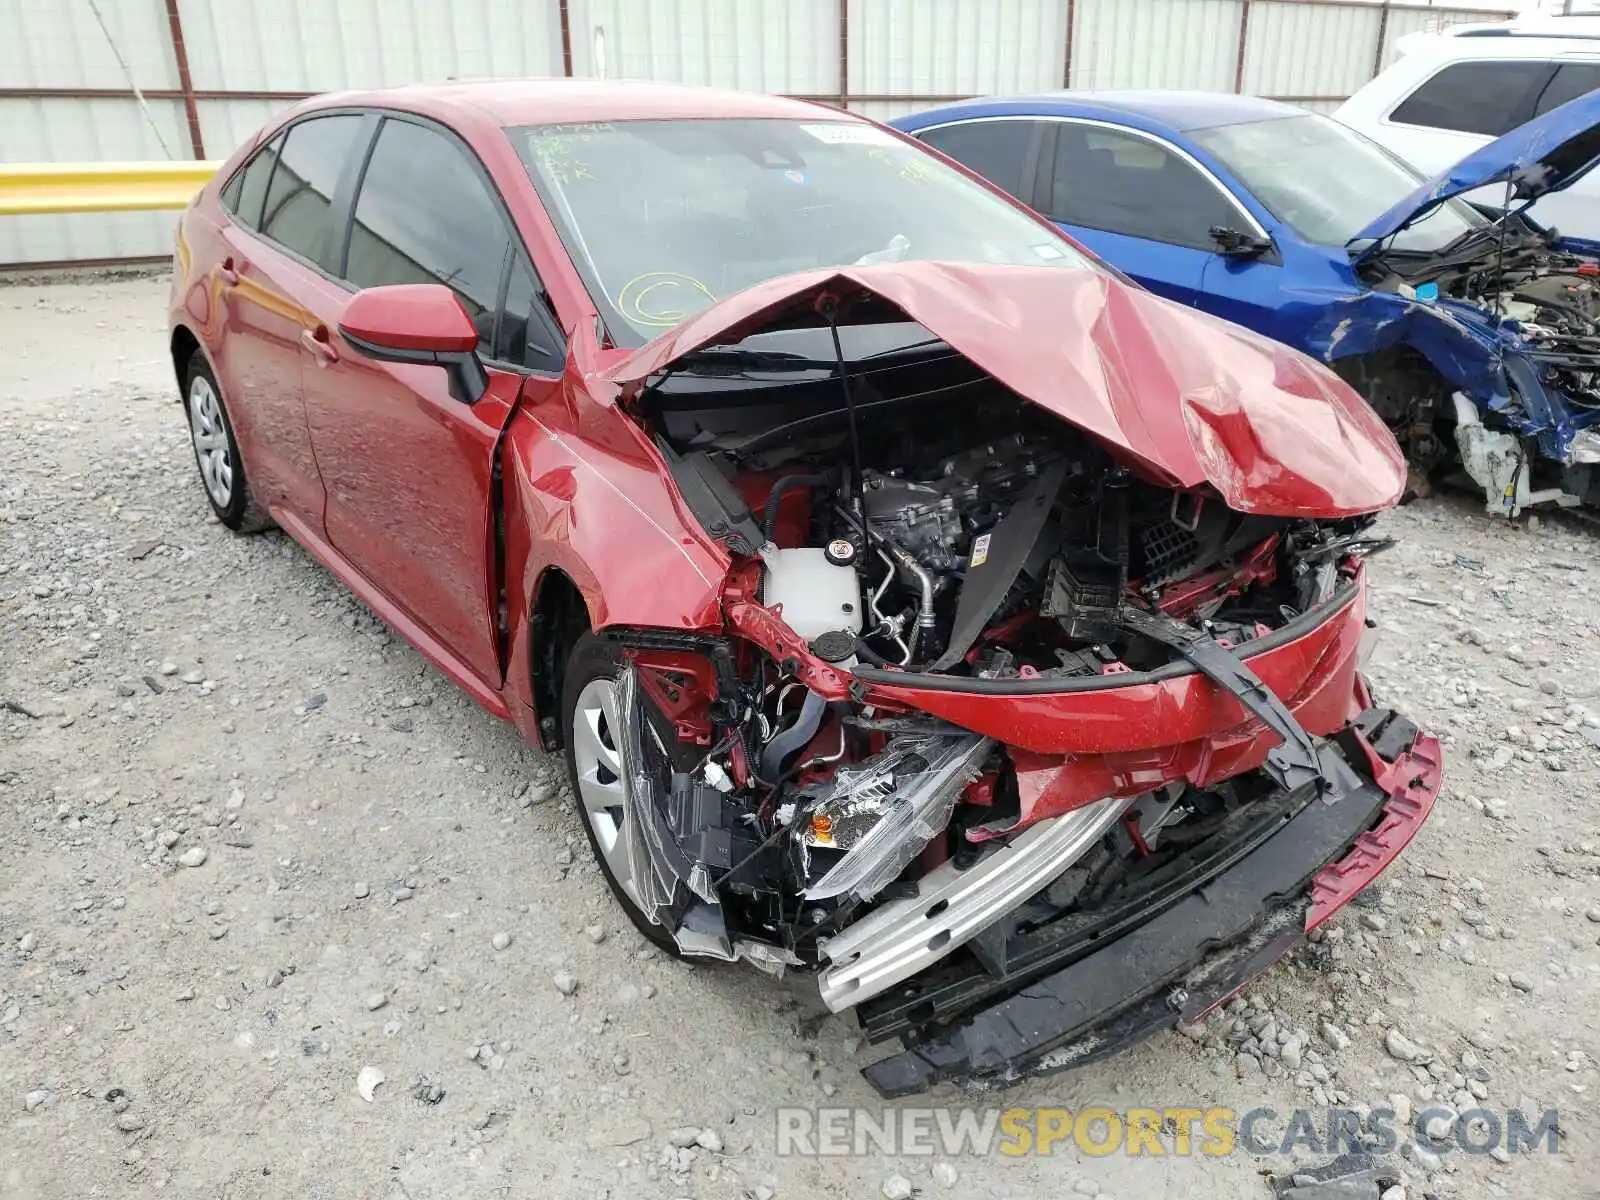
[762,547,863,642]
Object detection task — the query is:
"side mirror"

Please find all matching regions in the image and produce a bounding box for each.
[1209,225,1273,260]
[339,284,488,404]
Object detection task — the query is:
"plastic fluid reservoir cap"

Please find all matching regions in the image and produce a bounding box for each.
[1415,281,1439,303]
[810,630,857,663]
[824,538,857,567]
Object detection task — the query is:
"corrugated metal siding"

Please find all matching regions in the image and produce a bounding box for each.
[0,97,186,263]
[0,0,173,89]
[199,99,298,159]
[1378,7,1499,68]
[851,98,938,123]
[850,0,1065,98]
[178,0,562,91]
[0,0,1522,265]
[1072,0,1241,92]
[1243,2,1380,99]
[567,0,837,94]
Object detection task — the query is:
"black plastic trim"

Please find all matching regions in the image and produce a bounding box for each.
[338,328,489,405]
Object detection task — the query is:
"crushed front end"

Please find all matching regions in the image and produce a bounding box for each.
[1328,90,1600,514]
[598,264,1442,1095]
[1333,226,1600,514]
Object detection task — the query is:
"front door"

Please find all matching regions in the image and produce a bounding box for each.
[300,113,564,689]
[1039,121,1254,307]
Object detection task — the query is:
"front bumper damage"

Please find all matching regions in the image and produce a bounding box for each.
[857,708,1442,1098]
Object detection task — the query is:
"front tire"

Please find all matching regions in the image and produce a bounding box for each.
[184,352,272,532]
[561,633,681,955]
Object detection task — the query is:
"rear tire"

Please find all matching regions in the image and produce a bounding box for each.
[561,633,682,956]
[184,352,272,533]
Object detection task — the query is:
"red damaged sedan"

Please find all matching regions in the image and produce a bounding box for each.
[169,81,1441,1095]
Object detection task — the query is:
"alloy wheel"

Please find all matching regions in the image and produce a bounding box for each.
[188,375,234,508]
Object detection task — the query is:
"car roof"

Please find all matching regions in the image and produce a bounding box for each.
[1396,28,1600,62]
[295,78,842,127]
[895,89,1307,135]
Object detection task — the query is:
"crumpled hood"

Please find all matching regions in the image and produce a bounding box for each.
[1352,89,1600,248]
[605,262,1404,517]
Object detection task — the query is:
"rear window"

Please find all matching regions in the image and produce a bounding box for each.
[1535,61,1600,116]
[258,114,365,270]
[1389,60,1549,137]
[917,119,1039,195]
[223,133,283,230]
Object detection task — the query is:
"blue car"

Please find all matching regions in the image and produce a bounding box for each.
[892,91,1600,514]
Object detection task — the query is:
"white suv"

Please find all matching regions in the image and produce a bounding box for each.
[1336,20,1600,241]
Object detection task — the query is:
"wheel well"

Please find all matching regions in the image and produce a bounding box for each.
[1331,346,1455,470]
[170,325,201,396]
[529,568,591,752]
[1330,346,1450,423]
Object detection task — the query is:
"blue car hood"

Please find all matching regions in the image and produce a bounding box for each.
[1352,89,1600,248]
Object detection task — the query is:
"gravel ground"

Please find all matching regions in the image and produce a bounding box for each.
[2,278,1598,1200]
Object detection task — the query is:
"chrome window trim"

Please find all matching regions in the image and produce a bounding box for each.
[913,112,1271,242]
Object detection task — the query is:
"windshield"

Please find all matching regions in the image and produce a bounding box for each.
[514,118,1097,346]
[1190,113,1486,253]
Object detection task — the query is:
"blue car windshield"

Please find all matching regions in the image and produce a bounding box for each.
[1191,113,1486,253]
[514,118,1096,346]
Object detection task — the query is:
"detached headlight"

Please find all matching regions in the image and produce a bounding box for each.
[1570,428,1600,465]
[796,733,992,903]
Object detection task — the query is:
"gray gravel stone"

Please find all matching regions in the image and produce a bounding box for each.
[1385,1029,1426,1062]
[882,1174,913,1200]
[177,846,207,868]
[553,971,578,996]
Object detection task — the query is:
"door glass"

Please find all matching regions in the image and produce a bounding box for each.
[495,254,561,371]
[1535,62,1600,116]
[227,132,285,231]
[1389,61,1548,136]
[259,115,365,268]
[1048,125,1239,249]
[916,120,1037,195]
[346,118,512,353]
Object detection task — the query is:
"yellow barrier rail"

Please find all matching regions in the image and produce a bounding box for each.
[0,161,221,216]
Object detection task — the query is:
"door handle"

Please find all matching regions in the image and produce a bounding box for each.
[219,256,239,286]
[300,327,340,365]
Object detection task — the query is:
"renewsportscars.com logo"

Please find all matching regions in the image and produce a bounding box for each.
[774,1105,1561,1159]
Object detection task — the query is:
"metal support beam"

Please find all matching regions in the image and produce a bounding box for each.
[558,0,574,77]
[1062,0,1077,88]
[1234,0,1252,94]
[163,0,205,158]
[1372,1,1393,80]
[838,0,850,110]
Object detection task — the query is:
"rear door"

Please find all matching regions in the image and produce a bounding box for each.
[298,112,567,688]
[214,113,369,528]
[1035,120,1251,306]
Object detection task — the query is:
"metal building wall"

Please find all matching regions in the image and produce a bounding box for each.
[1,0,1514,266]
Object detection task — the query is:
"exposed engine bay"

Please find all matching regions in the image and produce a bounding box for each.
[1378,231,1600,407]
[1358,223,1600,507]
[606,339,1398,1008]
[658,376,1382,679]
